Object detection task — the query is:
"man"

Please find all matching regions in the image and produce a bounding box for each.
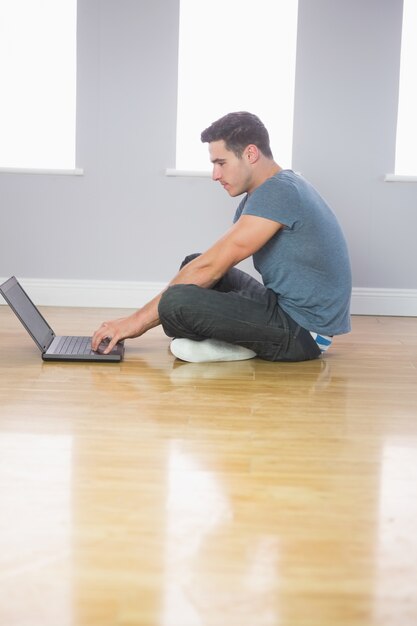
[92,112,351,362]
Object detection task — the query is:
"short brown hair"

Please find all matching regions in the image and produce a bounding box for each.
[201,111,273,159]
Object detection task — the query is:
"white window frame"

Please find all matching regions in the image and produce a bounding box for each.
[0,0,81,175]
[385,0,417,183]
[169,0,299,177]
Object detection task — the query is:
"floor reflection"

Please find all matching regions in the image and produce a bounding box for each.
[162,441,280,626]
[0,433,72,626]
[374,438,417,623]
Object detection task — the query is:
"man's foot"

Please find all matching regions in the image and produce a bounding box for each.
[170,338,257,363]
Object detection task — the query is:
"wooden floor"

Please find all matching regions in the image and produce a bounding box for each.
[0,306,416,626]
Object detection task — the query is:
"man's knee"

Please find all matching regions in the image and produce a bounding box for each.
[158,284,204,338]
[158,284,200,322]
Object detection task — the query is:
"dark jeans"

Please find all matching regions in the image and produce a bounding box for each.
[158,254,321,362]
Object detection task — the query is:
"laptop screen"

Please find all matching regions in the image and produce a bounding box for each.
[0,277,54,351]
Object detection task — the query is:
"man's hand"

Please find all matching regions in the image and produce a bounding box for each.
[91,314,144,354]
[92,296,162,354]
[92,317,132,354]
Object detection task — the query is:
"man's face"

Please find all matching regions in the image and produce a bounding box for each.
[208,140,253,197]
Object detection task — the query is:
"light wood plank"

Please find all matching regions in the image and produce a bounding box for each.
[0,306,417,626]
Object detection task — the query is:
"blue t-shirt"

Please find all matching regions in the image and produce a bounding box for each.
[234,170,351,335]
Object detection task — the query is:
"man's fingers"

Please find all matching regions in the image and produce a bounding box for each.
[92,323,110,351]
[92,323,122,354]
[92,317,129,352]
[102,335,118,354]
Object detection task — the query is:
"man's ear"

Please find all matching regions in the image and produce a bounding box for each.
[245,144,260,164]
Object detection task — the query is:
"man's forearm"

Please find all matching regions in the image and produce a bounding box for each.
[122,254,219,338]
[136,256,220,331]
[168,251,224,290]
[92,242,234,352]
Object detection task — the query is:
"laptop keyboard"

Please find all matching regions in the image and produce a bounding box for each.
[55,336,95,355]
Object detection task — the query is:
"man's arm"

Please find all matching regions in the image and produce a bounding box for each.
[91,215,282,353]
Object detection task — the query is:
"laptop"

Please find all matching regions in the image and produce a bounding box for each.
[0,276,124,362]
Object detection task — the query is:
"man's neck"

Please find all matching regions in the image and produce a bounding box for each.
[249,161,282,194]
[267,162,282,179]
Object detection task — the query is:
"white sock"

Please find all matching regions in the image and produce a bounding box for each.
[170,338,257,363]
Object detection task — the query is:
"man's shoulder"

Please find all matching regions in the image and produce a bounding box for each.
[254,169,302,198]
[248,170,302,211]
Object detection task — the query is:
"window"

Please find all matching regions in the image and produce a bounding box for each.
[394,0,417,176]
[175,0,299,172]
[0,0,77,171]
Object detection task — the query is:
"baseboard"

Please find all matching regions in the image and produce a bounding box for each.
[350,287,417,316]
[1,277,417,316]
[0,277,166,309]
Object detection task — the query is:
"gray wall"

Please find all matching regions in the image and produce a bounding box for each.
[1,0,416,289]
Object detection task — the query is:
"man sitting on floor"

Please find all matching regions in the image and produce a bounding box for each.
[92,112,351,362]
